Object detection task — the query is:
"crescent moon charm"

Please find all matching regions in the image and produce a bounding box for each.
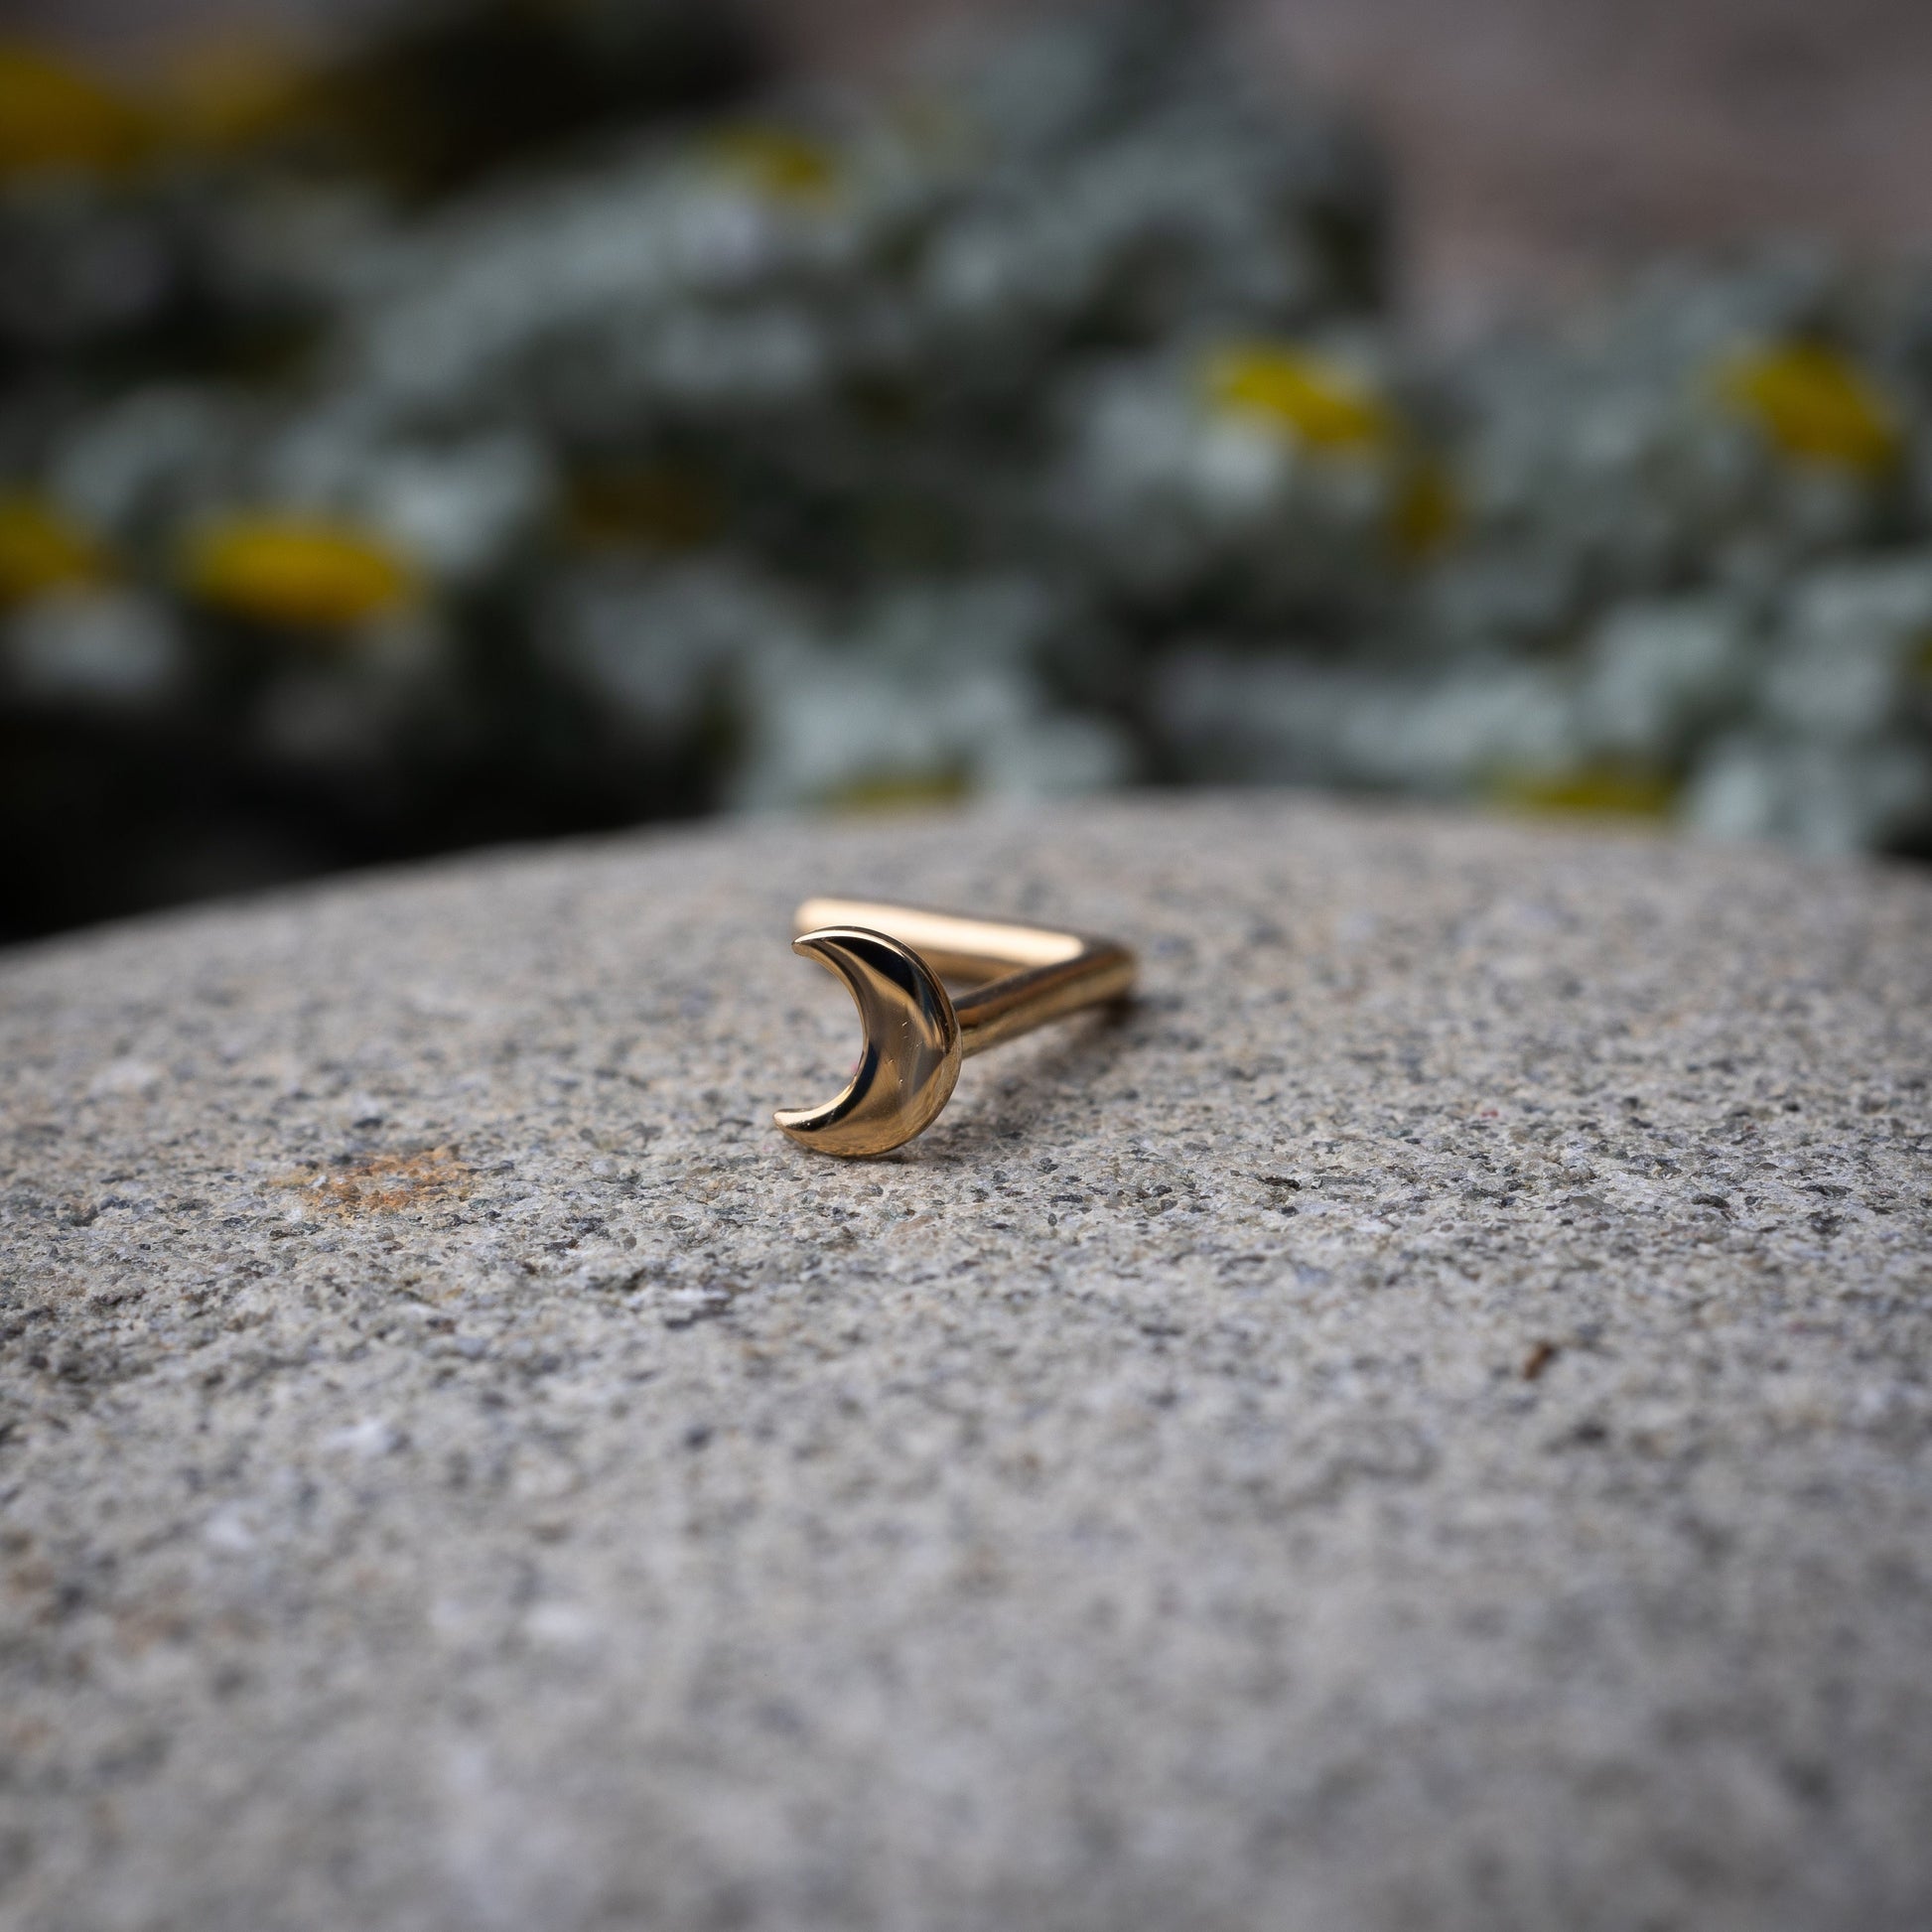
[773,926,963,1157]
[774,899,1137,1159]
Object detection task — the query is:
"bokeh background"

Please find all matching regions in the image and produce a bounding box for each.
[5,0,1931,941]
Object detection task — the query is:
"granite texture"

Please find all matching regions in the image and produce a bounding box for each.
[1,794,1929,1932]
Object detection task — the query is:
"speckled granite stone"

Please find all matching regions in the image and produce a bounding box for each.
[2,795,1929,1932]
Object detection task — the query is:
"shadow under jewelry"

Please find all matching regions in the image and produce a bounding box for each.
[898,998,1142,1165]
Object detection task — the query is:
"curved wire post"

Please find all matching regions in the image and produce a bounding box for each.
[774,897,1137,1157]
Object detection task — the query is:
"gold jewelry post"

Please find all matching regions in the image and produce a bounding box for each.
[774,897,1136,1157]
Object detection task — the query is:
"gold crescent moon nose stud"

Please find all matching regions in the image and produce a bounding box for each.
[774,898,1137,1157]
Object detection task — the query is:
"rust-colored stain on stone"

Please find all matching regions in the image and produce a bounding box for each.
[278,1146,471,1215]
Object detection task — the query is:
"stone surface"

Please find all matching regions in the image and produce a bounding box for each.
[2,793,1929,1932]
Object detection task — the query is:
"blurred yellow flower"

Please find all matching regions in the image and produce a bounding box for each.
[1205,344,1459,560]
[564,464,723,553]
[821,765,971,814]
[154,37,316,156]
[1204,344,1392,451]
[0,493,111,606]
[706,126,840,207]
[1716,341,1901,474]
[183,515,420,627]
[0,42,152,179]
[1388,454,1461,561]
[1488,762,1678,820]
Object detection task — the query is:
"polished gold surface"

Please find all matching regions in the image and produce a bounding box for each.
[776,898,1137,1157]
[771,925,963,1159]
